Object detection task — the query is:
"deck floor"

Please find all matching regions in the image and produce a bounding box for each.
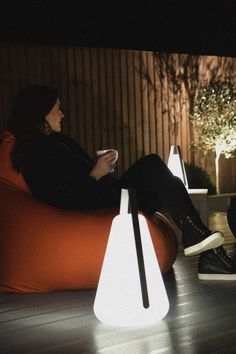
[1,212,236,354]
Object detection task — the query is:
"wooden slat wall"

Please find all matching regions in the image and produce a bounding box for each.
[0,43,235,192]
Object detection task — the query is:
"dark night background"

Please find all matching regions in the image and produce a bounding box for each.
[0,0,235,57]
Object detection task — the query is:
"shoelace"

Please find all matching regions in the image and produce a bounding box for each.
[180,216,209,235]
[214,246,232,267]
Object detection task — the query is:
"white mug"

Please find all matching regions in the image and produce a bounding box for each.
[96,149,118,172]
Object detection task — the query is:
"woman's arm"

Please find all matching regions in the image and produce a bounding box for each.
[21,143,119,210]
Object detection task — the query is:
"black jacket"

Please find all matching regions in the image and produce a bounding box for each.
[21,132,120,210]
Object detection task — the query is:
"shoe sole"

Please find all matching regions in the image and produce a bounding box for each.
[198,273,236,281]
[184,232,224,256]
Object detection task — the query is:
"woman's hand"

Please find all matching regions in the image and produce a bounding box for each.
[89,150,117,180]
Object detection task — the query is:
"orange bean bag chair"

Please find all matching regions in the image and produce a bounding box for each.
[0,131,178,293]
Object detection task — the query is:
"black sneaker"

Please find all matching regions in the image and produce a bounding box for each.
[198,246,236,280]
[180,215,224,256]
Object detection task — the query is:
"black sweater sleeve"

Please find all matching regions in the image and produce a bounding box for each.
[21,133,120,210]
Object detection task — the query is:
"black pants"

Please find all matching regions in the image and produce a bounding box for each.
[117,154,197,226]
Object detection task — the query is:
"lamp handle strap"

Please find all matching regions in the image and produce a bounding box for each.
[128,188,150,309]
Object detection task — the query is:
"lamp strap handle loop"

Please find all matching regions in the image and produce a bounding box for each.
[128,188,150,309]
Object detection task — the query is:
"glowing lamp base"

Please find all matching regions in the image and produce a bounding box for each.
[93,214,169,327]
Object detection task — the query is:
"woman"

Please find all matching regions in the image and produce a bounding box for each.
[7,84,235,280]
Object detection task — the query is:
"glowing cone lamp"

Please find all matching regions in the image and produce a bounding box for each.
[167,145,188,188]
[93,189,169,327]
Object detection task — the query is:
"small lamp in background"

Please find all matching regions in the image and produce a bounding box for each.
[167,145,188,189]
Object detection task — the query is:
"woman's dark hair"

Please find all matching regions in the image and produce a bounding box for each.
[7,84,58,171]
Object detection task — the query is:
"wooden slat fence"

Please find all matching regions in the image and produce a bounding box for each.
[0,43,235,193]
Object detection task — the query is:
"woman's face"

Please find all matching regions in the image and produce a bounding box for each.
[45,98,64,133]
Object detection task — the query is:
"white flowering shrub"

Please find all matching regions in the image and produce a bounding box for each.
[190,78,236,193]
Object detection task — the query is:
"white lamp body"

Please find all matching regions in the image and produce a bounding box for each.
[93,191,169,327]
[167,145,188,188]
